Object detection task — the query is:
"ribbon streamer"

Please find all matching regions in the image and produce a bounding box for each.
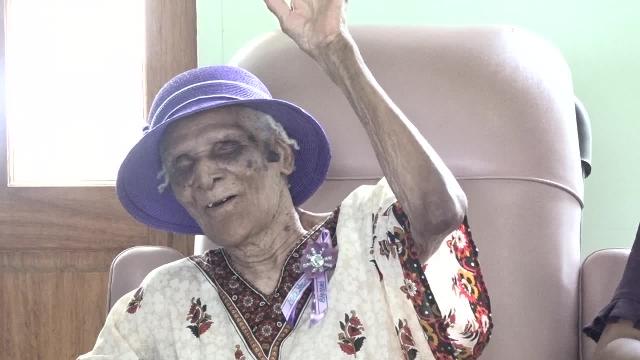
[281,228,336,326]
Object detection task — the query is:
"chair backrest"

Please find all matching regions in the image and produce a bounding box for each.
[107,246,184,310]
[579,248,631,360]
[194,25,584,359]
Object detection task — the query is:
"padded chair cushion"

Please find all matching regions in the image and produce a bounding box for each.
[107,246,184,310]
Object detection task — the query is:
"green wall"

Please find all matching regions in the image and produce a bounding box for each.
[196,0,640,258]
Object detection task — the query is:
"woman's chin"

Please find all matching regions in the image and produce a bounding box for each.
[200,226,246,249]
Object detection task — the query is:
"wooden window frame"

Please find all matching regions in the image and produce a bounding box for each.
[0,1,196,358]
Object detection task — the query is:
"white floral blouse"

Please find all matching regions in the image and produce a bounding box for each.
[79,179,492,360]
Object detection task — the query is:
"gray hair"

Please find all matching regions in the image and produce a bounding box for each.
[157,106,299,193]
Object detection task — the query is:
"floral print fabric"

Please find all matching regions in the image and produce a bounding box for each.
[337,311,367,357]
[186,297,214,338]
[373,203,492,359]
[78,178,491,359]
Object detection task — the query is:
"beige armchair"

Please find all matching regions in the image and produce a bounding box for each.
[107,26,623,359]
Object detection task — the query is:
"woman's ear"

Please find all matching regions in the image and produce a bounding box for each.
[272,138,295,176]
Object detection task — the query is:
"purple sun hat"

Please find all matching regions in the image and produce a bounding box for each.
[116,65,331,234]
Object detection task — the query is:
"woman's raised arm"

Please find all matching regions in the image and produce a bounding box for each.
[264,0,467,261]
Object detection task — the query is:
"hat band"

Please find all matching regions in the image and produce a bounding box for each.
[162,95,241,123]
[150,80,272,127]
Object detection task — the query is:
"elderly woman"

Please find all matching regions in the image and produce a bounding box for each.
[584,223,640,360]
[80,0,491,359]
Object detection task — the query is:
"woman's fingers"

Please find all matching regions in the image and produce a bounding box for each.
[264,0,290,21]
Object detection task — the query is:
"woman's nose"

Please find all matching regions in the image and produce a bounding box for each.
[192,159,223,190]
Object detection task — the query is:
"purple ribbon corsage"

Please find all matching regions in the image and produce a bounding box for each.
[282,228,337,326]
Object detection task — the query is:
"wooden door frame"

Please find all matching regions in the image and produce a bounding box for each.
[0,1,197,358]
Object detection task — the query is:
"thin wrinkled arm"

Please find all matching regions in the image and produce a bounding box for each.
[265,0,467,262]
[311,38,467,263]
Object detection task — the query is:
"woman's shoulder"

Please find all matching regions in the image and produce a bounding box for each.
[146,256,196,279]
[134,256,209,295]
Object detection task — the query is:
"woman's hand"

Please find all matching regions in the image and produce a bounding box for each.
[264,0,351,60]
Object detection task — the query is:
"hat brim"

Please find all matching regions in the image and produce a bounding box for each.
[116,98,331,234]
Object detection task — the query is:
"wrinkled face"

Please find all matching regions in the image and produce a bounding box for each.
[161,107,295,247]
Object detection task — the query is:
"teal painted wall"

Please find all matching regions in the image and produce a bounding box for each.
[196,0,640,258]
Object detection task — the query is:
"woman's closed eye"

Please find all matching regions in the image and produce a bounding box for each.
[172,154,195,174]
[211,140,244,158]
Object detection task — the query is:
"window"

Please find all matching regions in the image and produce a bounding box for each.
[5,0,145,186]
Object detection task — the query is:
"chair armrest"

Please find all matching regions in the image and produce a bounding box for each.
[580,248,631,360]
[107,246,184,311]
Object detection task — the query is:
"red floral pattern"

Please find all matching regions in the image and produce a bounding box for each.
[234,345,246,359]
[186,297,214,338]
[126,287,144,314]
[389,203,492,359]
[337,311,366,357]
[396,319,418,360]
[452,268,480,303]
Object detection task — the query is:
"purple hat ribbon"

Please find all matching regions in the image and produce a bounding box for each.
[282,228,337,326]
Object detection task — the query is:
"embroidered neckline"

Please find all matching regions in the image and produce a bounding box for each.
[190,209,339,360]
[219,218,328,302]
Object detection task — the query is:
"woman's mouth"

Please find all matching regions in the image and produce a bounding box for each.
[206,195,237,209]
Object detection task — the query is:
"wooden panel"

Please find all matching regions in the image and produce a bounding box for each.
[145,0,197,112]
[0,0,197,359]
[0,187,147,250]
[0,249,119,273]
[144,0,198,252]
[0,250,116,360]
